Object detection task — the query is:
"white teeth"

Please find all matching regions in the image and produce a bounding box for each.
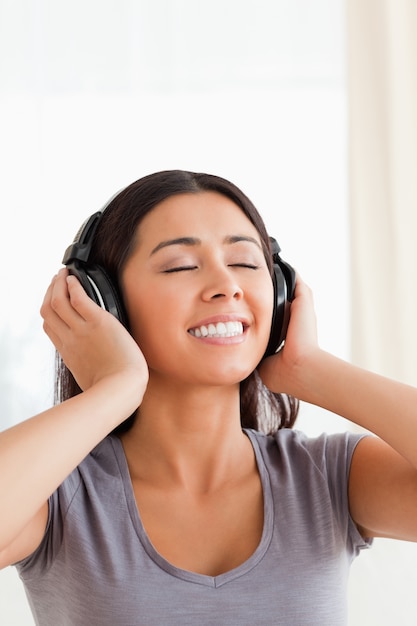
[189,321,244,338]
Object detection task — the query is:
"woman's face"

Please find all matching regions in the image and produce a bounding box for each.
[121,191,274,387]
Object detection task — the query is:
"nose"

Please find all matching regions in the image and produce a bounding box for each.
[201,265,244,301]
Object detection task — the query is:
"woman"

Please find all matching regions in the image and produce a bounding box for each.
[0,170,416,625]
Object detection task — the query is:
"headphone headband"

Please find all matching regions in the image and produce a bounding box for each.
[62,212,103,265]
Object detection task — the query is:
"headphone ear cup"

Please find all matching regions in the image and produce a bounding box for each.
[264,242,296,358]
[62,211,129,328]
[67,262,129,328]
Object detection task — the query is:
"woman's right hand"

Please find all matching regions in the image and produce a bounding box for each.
[41,269,149,398]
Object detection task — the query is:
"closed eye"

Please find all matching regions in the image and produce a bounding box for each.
[229,263,260,270]
[162,262,260,273]
[162,265,198,273]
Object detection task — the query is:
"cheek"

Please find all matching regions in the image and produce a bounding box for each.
[125,296,159,344]
[123,288,181,359]
[254,276,275,326]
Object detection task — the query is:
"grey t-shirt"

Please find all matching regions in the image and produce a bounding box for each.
[16,428,370,625]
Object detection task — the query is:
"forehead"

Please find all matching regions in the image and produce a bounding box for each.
[137,191,260,242]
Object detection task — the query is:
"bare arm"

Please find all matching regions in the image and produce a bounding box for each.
[0,271,148,568]
[258,277,417,540]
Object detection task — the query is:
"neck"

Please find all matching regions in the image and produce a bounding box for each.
[120,379,253,493]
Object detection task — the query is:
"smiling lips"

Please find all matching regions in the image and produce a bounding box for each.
[188,320,244,338]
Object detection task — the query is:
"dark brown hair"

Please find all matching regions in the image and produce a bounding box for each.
[55,170,299,434]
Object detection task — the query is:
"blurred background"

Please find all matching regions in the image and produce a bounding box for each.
[0,1,416,624]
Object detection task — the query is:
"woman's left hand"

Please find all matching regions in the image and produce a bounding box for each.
[257,274,321,397]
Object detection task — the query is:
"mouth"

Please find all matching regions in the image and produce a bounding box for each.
[188,320,245,338]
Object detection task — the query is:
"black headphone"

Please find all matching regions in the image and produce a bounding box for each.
[265,237,296,356]
[62,210,296,357]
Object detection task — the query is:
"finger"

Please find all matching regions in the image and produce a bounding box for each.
[48,271,90,327]
[42,319,65,353]
[40,278,56,317]
[66,274,115,323]
[40,274,67,326]
[41,271,80,333]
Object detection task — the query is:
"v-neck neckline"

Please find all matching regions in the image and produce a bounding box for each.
[110,429,274,588]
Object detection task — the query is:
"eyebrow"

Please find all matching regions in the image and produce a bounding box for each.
[150,235,262,256]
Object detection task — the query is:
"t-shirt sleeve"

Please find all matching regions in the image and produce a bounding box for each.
[273,429,372,557]
[323,432,372,555]
[15,467,82,578]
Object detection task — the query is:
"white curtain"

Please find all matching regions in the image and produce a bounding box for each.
[348,0,417,385]
[347,2,417,625]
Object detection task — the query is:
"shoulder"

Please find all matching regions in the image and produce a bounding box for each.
[78,435,123,475]
[249,427,366,467]
[247,427,369,499]
[49,436,122,502]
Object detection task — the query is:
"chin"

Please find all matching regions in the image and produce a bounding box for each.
[202,365,256,387]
